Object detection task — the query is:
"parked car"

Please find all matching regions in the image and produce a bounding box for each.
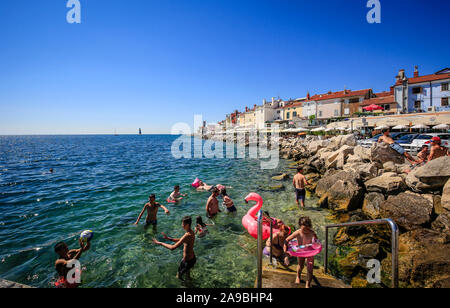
[360,132,413,148]
[396,134,419,151]
[409,133,450,152]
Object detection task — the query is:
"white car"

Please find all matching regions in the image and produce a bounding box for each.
[409,133,450,152]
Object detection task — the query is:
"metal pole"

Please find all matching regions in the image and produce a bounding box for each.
[323,219,399,288]
[387,219,399,288]
[269,218,273,266]
[256,210,263,288]
[324,227,329,274]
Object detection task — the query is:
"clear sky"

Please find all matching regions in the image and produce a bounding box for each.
[0,0,449,135]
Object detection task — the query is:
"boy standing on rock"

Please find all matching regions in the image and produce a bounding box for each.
[293,167,308,209]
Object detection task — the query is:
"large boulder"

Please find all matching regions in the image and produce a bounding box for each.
[381,228,450,288]
[354,145,371,162]
[316,170,364,212]
[364,172,406,195]
[325,145,354,170]
[307,140,330,157]
[343,162,378,181]
[369,142,405,165]
[379,192,433,231]
[406,157,450,192]
[362,192,385,220]
[432,212,450,235]
[442,179,450,212]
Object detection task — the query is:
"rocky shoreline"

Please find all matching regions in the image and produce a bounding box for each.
[278,134,450,288]
[202,133,449,287]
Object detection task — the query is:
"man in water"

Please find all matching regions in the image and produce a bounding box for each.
[153,216,196,281]
[54,239,90,288]
[428,137,449,161]
[378,128,418,164]
[134,194,170,230]
[205,187,220,218]
[293,167,308,209]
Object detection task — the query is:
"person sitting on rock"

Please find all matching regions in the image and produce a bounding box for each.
[428,137,449,161]
[378,128,418,164]
[415,145,429,165]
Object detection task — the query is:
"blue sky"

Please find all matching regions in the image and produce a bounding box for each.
[0,0,449,134]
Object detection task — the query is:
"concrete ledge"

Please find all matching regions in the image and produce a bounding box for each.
[0,278,34,288]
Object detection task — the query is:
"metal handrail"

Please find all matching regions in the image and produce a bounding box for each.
[324,218,399,288]
[256,210,263,288]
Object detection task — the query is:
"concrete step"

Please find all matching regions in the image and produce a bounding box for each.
[259,260,350,289]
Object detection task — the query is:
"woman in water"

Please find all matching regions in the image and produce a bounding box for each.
[265,224,290,266]
[220,188,237,213]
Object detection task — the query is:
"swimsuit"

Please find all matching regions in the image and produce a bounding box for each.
[145,220,157,226]
[197,225,209,237]
[226,205,237,213]
[295,188,306,201]
[178,256,197,277]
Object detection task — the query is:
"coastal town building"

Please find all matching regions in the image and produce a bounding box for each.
[255,98,282,129]
[394,67,450,113]
[360,90,399,114]
[283,97,307,121]
[314,89,374,119]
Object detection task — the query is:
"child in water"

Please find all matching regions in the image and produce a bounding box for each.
[54,239,90,288]
[194,216,213,238]
[284,216,318,288]
[220,188,237,213]
[135,194,170,230]
[169,185,187,202]
[154,216,196,281]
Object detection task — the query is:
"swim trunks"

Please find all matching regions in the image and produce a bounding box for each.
[226,205,237,213]
[295,188,306,202]
[145,220,157,226]
[178,256,197,277]
[390,143,405,155]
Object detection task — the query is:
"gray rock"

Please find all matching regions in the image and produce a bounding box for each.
[369,142,406,165]
[365,172,406,194]
[316,170,364,212]
[432,212,450,235]
[406,157,450,192]
[442,179,450,212]
[379,192,433,231]
[343,162,378,181]
[362,192,385,219]
[354,145,371,162]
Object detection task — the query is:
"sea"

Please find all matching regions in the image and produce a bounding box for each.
[0,135,334,288]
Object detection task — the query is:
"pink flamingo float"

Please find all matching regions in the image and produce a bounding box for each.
[243,193,290,240]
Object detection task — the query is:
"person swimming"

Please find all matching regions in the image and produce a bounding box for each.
[169,185,186,202]
[195,179,232,192]
[220,188,237,213]
[194,216,212,238]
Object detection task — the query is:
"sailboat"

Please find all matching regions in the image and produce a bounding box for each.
[139,128,142,135]
[114,129,118,136]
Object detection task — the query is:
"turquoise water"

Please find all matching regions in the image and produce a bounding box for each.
[0,135,333,288]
